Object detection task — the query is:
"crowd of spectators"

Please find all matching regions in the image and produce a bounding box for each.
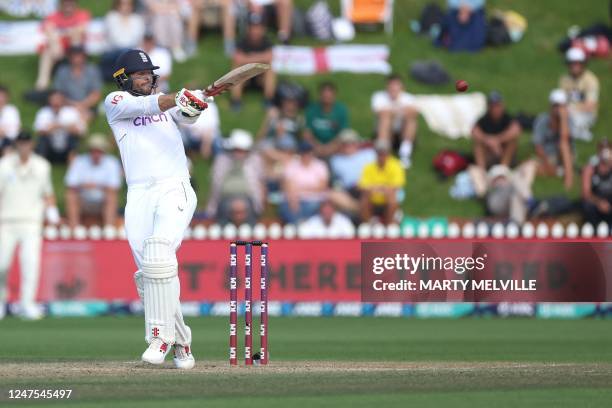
[0,0,607,231]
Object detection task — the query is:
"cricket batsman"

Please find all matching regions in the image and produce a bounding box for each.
[105,49,210,369]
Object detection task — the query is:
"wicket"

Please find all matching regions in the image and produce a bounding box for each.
[230,240,269,366]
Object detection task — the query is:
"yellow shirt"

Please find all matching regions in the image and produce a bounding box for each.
[358,156,405,205]
[559,70,599,108]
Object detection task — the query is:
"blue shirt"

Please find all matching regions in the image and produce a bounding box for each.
[330,148,377,189]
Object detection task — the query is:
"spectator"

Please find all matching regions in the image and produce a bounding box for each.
[328,129,376,216]
[559,47,600,141]
[206,129,265,225]
[52,45,102,123]
[144,0,187,62]
[140,33,173,93]
[437,0,487,52]
[257,95,304,147]
[280,141,329,224]
[101,0,146,80]
[35,0,91,90]
[260,134,297,204]
[34,89,85,164]
[64,135,122,228]
[582,139,612,227]
[303,82,349,158]
[471,91,521,169]
[358,139,405,225]
[230,13,276,111]
[180,99,222,159]
[0,86,21,156]
[298,199,355,239]
[533,89,574,190]
[371,74,418,169]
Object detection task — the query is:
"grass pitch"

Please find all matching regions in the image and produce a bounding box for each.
[1,317,612,407]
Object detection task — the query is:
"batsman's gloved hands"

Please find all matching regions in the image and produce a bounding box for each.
[176,88,209,117]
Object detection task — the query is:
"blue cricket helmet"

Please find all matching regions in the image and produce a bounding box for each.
[112,49,160,96]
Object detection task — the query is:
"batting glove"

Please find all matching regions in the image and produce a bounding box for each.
[176,88,208,117]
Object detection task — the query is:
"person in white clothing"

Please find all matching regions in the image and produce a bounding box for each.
[105,48,210,369]
[299,199,355,239]
[0,86,21,155]
[0,131,60,320]
[371,74,419,169]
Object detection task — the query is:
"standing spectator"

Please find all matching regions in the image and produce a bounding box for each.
[206,129,265,225]
[52,45,102,123]
[180,99,222,159]
[34,89,85,164]
[559,47,600,141]
[437,0,487,52]
[140,33,173,93]
[230,13,276,111]
[0,86,21,156]
[0,131,59,320]
[328,129,376,216]
[101,0,146,80]
[371,74,418,169]
[280,141,329,224]
[582,139,612,227]
[471,91,521,169]
[144,0,187,62]
[359,139,405,225]
[35,0,91,90]
[533,89,574,190]
[299,199,355,239]
[303,82,349,158]
[64,135,122,228]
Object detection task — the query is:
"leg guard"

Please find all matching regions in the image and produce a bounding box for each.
[141,237,178,344]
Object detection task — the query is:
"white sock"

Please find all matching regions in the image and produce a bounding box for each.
[399,140,413,159]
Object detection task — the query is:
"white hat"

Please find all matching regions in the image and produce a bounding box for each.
[549,89,567,105]
[566,47,586,63]
[487,165,512,184]
[332,18,355,42]
[88,134,110,151]
[225,129,253,150]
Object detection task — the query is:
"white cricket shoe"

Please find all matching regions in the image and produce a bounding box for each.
[141,338,170,365]
[173,344,195,369]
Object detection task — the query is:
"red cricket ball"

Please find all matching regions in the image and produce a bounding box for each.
[455,80,469,92]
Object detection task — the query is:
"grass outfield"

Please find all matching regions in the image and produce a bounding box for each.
[1,317,612,407]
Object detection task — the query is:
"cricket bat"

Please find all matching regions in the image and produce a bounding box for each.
[204,63,271,97]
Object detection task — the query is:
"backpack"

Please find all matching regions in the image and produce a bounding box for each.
[410,60,450,85]
[433,150,469,178]
[306,1,334,41]
[487,17,511,46]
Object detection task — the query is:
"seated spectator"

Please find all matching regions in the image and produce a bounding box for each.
[371,74,418,169]
[139,33,173,93]
[257,95,304,147]
[0,86,21,156]
[64,135,122,228]
[180,99,222,159]
[533,89,574,190]
[144,0,187,62]
[35,0,91,90]
[206,129,265,225]
[260,135,297,204]
[303,82,349,158]
[582,139,612,227]
[100,0,146,81]
[230,13,276,111]
[358,139,405,225]
[559,47,600,141]
[328,129,376,215]
[280,141,329,224]
[52,45,102,123]
[298,199,355,239]
[437,0,487,52]
[34,89,85,164]
[471,91,521,169]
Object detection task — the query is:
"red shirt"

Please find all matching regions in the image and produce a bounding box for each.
[42,9,91,49]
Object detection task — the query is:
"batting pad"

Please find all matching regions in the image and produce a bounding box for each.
[142,237,178,344]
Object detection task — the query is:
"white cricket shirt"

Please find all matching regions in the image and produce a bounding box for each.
[104,91,196,186]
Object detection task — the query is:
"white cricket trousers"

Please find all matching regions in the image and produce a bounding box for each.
[0,222,43,310]
[125,178,197,344]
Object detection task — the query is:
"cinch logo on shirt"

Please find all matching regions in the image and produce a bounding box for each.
[133,113,169,127]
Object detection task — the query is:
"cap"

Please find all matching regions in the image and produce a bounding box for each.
[226,129,253,150]
[298,141,314,153]
[487,91,503,104]
[338,129,360,144]
[113,49,159,77]
[374,139,391,153]
[15,131,32,142]
[68,44,86,55]
[88,134,110,151]
[549,89,567,105]
[566,47,586,63]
